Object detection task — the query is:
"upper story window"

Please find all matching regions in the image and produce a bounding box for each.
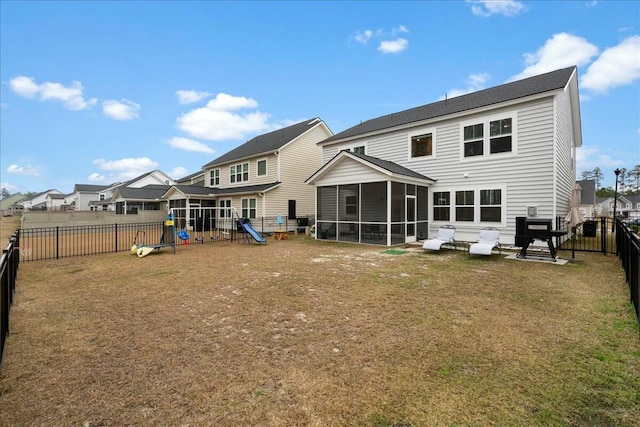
[352,146,366,155]
[411,133,433,158]
[230,163,249,183]
[489,118,512,154]
[257,159,267,177]
[462,114,515,159]
[99,194,105,201]
[463,124,484,157]
[210,169,220,186]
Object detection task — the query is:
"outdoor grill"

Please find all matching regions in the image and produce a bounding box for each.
[515,218,567,261]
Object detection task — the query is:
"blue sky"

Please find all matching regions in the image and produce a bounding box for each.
[1,0,638,194]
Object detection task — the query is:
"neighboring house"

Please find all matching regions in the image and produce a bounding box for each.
[307,66,582,246]
[577,179,597,218]
[20,189,62,211]
[71,170,176,213]
[46,193,74,211]
[71,184,112,211]
[599,195,640,219]
[176,171,205,186]
[0,193,25,216]
[110,170,176,214]
[111,184,170,214]
[163,118,333,230]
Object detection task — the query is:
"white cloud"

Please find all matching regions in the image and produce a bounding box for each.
[167,136,215,154]
[581,36,640,93]
[91,157,158,182]
[8,76,97,110]
[440,72,490,99]
[468,0,525,17]
[206,93,258,111]
[176,93,272,141]
[378,38,409,54]
[0,182,20,193]
[88,173,105,182]
[355,30,373,44]
[170,167,188,179]
[391,25,409,35]
[6,164,40,176]
[576,146,625,177]
[176,90,212,104]
[102,99,140,120]
[510,33,599,81]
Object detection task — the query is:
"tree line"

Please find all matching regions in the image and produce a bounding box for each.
[580,165,640,197]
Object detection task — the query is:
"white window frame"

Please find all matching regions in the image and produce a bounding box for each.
[459,112,517,161]
[219,199,232,218]
[432,185,506,226]
[210,168,220,187]
[241,198,257,219]
[407,127,436,161]
[230,162,249,184]
[340,142,368,155]
[256,158,268,177]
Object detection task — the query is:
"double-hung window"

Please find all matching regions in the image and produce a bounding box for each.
[462,114,514,158]
[489,118,512,154]
[455,191,474,221]
[463,124,483,157]
[241,198,256,219]
[230,163,249,183]
[480,189,502,222]
[210,169,220,186]
[219,199,232,218]
[433,192,450,221]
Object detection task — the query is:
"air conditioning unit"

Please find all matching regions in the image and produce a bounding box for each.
[527,205,538,217]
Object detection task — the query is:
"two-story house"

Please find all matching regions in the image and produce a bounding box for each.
[307,66,581,246]
[163,118,332,231]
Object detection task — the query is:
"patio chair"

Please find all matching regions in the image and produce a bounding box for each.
[469,227,501,256]
[422,225,456,251]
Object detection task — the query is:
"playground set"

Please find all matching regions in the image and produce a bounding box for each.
[130,210,177,257]
[131,207,267,257]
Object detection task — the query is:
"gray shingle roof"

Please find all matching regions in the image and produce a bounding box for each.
[116,185,171,200]
[202,118,325,168]
[322,66,577,144]
[577,180,596,204]
[350,152,435,181]
[74,184,111,192]
[307,150,434,183]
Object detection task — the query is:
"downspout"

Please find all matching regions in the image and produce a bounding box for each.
[259,192,265,218]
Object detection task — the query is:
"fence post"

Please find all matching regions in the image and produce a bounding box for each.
[56,226,59,260]
[115,223,118,253]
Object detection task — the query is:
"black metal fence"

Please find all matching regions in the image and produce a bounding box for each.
[20,222,165,262]
[615,219,640,330]
[1,230,20,369]
[556,217,616,255]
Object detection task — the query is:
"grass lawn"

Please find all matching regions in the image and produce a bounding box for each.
[0,218,638,426]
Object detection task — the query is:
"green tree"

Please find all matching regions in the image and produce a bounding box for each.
[592,167,603,189]
[628,164,640,192]
[580,170,594,181]
[1,187,10,199]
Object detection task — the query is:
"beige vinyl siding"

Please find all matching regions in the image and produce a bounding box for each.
[266,124,329,217]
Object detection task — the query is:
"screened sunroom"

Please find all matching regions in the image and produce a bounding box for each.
[306,151,434,246]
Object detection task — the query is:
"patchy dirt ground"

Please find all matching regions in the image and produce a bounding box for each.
[0,230,638,426]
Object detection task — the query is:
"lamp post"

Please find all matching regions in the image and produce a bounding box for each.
[613,168,621,232]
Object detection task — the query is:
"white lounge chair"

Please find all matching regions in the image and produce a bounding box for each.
[469,227,501,256]
[423,225,456,251]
